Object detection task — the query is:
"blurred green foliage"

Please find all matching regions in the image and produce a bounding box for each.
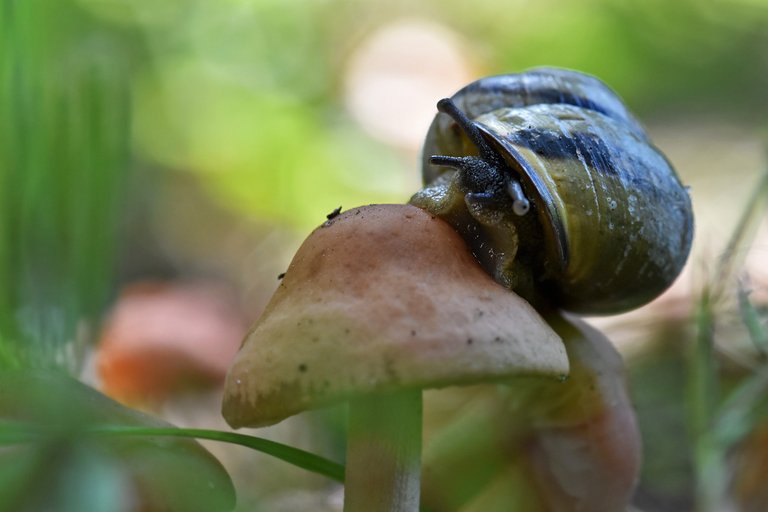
[0,0,135,369]
[439,0,768,115]
[73,0,768,230]
[0,371,235,512]
[686,170,768,512]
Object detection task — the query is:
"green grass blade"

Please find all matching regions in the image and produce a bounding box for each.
[712,167,768,298]
[0,0,133,371]
[688,289,727,512]
[737,280,768,356]
[714,366,768,446]
[92,426,346,483]
[0,422,344,483]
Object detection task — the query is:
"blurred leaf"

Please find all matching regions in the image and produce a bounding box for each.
[0,370,235,512]
[0,440,131,512]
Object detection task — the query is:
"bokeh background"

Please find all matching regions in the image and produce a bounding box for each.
[2,0,768,511]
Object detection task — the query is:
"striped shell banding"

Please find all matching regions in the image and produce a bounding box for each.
[410,67,694,315]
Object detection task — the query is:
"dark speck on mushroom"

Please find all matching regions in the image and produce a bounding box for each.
[383,358,399,383]
[411,330,416,336]
[467,338,473,345]
[277,272,286,280]
[494,336,502,343]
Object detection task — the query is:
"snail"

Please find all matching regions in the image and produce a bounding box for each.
[410,67,693,315]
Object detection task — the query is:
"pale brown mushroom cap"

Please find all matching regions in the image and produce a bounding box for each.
[223,204,568,428]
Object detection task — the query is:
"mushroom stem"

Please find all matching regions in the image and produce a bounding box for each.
[344,389,422,512]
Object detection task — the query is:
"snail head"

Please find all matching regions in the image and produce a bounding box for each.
[429,98,530,217]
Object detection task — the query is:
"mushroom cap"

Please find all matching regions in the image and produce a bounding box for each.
[97,280,246,407]
[223,204,568,428]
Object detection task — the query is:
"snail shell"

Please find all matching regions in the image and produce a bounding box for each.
[410,67,693,315]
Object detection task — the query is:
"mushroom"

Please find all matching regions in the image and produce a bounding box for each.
[420,315,641,511]
[96,280,246,409]
[222,204,569,511]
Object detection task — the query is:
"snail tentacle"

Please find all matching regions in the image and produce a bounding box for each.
[436,98,502,167]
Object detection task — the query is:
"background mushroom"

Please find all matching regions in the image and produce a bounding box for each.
[420,315,641,511]
[95,280,247,410]
[222,203,569,511]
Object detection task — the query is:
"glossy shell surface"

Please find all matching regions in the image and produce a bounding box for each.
[414,67,693,314]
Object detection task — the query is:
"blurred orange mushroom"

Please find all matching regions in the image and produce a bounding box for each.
[97,280,247,409]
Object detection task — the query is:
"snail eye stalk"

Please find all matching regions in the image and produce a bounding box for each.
[507,181,530,216]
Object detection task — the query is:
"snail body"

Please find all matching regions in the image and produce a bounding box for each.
[410,68,693,315]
